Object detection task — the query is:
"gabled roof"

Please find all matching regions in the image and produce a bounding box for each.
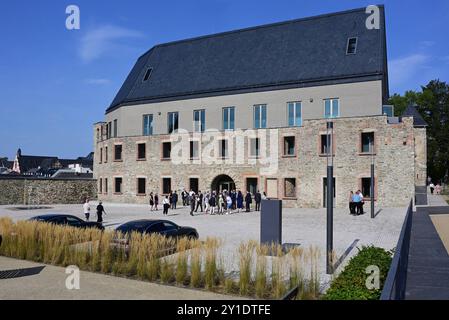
[402,105,427,127]
[107,6,388,113]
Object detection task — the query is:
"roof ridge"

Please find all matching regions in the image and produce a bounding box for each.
[138,5,383,58]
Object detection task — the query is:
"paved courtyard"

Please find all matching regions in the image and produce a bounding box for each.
[0,202,408,285]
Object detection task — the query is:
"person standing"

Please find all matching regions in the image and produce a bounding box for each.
[195,191,204,213]
[204,191,210,214]
[430,182,435,195]
[96,201,106,224]
[83,198,90,221]
[231,190,237,210]
[163,196,170,215]
[226,193,233,214]
[149,192,155,211]
[154,193,159,211]
[236,190,244,213]
[262,192,267,200]
[189,191,196,216]
[349,191,355,215]
[209,192,216,215]
[254,190,262,211]
[181,189,187,206]
[218,193,224,214]
[172,191,178,209]
[245,191,252,212]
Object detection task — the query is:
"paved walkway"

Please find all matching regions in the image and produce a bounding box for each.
[405,196,449,300]
[0,256,244,300]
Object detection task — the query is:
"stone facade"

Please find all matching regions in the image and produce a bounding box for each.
[0,177,97,205]
[94,115,422,208]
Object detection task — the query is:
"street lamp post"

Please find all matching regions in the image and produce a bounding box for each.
[370,136,375,219]
[326,121,334,275]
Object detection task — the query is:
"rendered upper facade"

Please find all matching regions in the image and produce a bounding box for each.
[94,6,427,208]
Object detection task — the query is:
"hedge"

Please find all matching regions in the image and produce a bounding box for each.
[323,246,393,300]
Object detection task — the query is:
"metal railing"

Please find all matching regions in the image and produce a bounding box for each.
[380,199,413,300]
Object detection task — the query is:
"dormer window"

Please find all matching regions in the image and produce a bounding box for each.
[346,37,357,54]
[143,68,153,82]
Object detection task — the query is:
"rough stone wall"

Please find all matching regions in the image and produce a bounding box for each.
[94,115,418,208]
[414,127,427,187]
[0,178,97,205]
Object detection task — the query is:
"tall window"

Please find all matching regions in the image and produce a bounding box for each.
[190,141,199,159]
[361,178,374,198]
[114,145,122,161]
[99,147,103,163]
[223,107,235,130]
[105,146,108,163]
[193,109,205,132]
[162,178,171,195]
[219,139,228,158]
[283,136,296,156]
[104,178,108,193]
[162,142,171,159]
[99,178,103,194]
[287,102,302,127]
[113,119,118,137]
[284,178,296,198]
[254,104,267,129]
[143,114,153,136]
[320,134,332,155]
[250,138,260,158]
[114,177,122,194]
[324,99,339,118]
[137,143,146,160]
[108,122,112,139]
[361,132,375,153]
[168,112,179,134]
[137,178,146,195]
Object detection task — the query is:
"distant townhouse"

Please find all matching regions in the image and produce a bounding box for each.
[94,6,427,208]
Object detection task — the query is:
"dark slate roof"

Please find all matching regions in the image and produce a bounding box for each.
[402,105,427,127]
[107,6,388,113]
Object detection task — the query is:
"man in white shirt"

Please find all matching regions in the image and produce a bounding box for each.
[83,198,90,221]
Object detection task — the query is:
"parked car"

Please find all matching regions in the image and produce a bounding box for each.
[29,214,104,230]
[115,219,199,239]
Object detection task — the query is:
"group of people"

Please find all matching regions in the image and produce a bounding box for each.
[348,190,366,216]
[148,189,267,216]
[429,182,442,195]
[148,191,179,215]
[83,198,106,223]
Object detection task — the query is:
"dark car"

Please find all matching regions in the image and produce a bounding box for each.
[29,214,104,230]
[115,219,198,239]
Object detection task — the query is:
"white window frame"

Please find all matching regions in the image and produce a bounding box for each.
[254,104,267,129]
[287,101,302,127]
[324,98,340,119]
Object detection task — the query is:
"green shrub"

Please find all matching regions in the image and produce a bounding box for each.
[323,246,392,300]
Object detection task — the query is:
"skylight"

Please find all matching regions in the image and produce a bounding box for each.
[143,68,153,82]
[346,37,358,55]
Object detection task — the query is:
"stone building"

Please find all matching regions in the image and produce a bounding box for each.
[93,6,427,208]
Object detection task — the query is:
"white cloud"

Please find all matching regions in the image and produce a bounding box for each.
[79,25,144,62]
[84,78,111,85]
[389,54,430,91]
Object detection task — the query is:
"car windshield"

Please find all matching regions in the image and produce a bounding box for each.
[116,221,150,234]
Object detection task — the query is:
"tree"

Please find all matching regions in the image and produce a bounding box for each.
[389,80,449,183]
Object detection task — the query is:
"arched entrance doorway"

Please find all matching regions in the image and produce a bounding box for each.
[211,175,236,193]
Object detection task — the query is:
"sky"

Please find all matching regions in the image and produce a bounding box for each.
[0,0,448,160]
